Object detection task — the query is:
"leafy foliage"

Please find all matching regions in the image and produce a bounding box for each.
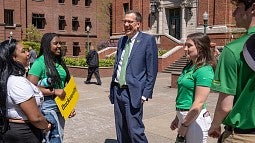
[99,58,114,67]
[25,25,43,42]
[64,57,114,67]
[22,41,40,55]
[158,49,168,56]
[65,58,87,67]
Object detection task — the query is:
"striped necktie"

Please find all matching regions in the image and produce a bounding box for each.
[119,39,131,86]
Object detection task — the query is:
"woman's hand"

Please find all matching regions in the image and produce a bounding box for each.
[177,124,188,137]
[68,109,76,118]
[208,124,221,138]
[43,122,52,133]
[54,89,66,99]
[170,116,179,130]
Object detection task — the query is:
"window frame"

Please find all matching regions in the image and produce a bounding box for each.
[32,13,46,29]
[72,0,79,5]
[123,3,129,14]
[85,0,91,6]
[72,17,79,31]
[85,18,92,31]
[4,9,14,26]
[59,16,66,30]
[72,42,80,56]
[58,0,65,4]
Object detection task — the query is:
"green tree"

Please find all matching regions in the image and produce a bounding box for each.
[25,25,43,42]
[22,41,40,55]
[96,0,112,50]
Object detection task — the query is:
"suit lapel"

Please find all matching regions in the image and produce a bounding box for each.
[127,32,143,65]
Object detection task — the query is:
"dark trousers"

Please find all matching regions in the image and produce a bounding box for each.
[0,122,42,143]
[86,67,101,84]
[113,86,148,143]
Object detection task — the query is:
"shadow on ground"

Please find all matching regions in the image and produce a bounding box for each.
[104,139,117,143]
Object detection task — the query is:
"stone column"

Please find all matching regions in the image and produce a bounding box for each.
[181,6,187,42]
[158,7,163,34]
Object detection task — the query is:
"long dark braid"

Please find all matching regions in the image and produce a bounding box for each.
[39,33,70,88]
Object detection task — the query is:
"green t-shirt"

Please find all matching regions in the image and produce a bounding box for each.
[29,55,67,89]
[176,63,214,109]
[211,26,255,129]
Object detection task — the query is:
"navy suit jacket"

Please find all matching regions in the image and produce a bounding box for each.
[110,32,158,108]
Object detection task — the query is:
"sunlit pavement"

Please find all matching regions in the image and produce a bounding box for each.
[63,72,218,143]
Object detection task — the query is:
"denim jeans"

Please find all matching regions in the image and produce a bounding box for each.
[42,98,65,143]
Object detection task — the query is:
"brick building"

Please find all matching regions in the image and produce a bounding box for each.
[0,0,245,61]
[0,0,112,57]
[111,0,151,35]
[111,0,244,48]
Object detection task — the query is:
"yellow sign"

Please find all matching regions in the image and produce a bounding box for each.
[55,76,79,119]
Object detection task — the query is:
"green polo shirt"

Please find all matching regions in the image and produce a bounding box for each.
[29,55,67,89]
[176,63,214,109]
[211,26,255,129]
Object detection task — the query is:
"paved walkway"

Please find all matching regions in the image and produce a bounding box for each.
[63,73,218,143]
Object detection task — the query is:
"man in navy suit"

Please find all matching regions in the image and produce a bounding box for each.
[109,11,158,143]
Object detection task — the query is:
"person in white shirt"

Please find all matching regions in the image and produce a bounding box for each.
[0,39,51,143]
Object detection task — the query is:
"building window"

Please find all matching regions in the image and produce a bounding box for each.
[32,13,45,29]
[73,42,80,56]
[123,3,129,14]
[58,0,65,3]
[85,0,91,6]
[60,42,67,56]
[85,18,91,30]
[72,17,79,31]
[72,0,78,5]
[59,16,66,30]
[4,9,14,26]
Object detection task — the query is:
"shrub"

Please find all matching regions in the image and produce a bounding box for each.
[22,41,40,55]
[99,59,114,67]
[158,49,167,56]
[64,57,114,67]
[64,58,87,67]
[25,25,43,42]
[64,48,167,67]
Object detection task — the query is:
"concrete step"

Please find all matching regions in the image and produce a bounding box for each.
[168,63,187,67]
[163,56,189,73]
[164,68,183,72]
[165,66,183,70]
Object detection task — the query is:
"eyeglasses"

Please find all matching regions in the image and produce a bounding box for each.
[122,20,136,24]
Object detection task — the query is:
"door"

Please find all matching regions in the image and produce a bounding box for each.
[169,8,181,39]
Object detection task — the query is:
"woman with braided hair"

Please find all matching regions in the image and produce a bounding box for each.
[28,33,75,143]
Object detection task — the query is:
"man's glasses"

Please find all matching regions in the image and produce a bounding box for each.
[122,20,136,24]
